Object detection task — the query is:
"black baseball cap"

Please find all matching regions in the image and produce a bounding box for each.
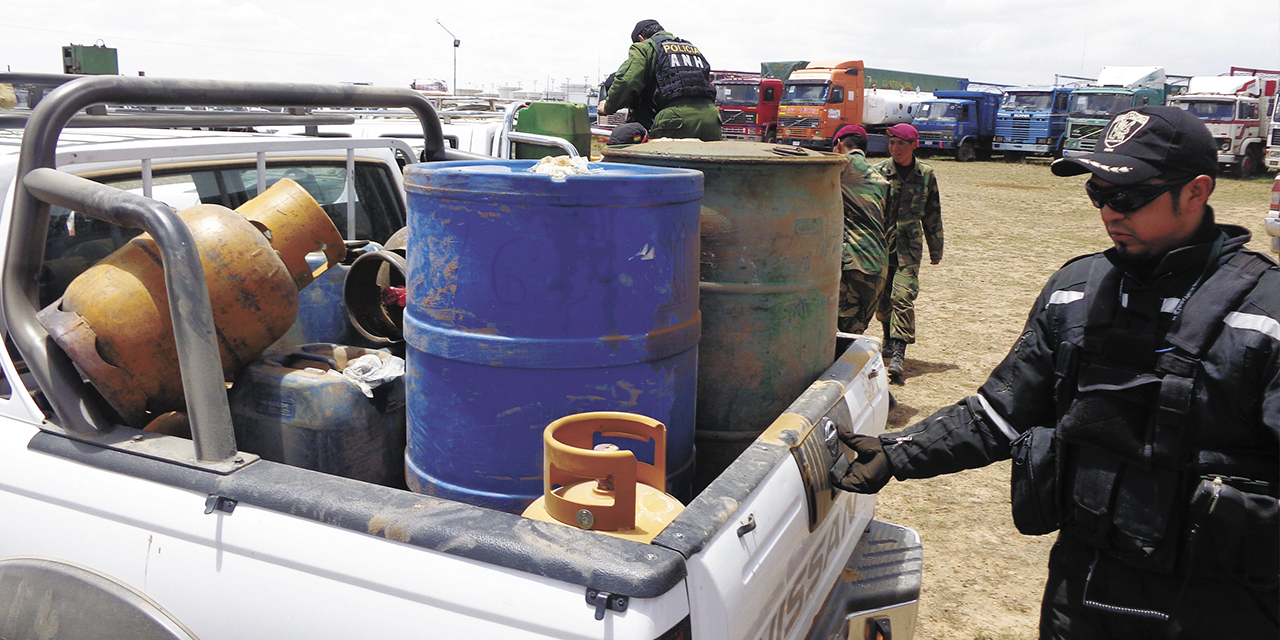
[1051,106,1217,185]
[631,19,662,42]
[608,122,649,145]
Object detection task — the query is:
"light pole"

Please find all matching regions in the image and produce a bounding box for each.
[435,19,459,95]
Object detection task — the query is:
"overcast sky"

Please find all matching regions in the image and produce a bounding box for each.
[5,1,1280,93]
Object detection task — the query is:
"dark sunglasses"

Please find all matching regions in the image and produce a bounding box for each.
[1084,177,1193,214]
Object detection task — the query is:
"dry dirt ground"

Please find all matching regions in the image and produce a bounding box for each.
[870,154,1276,640]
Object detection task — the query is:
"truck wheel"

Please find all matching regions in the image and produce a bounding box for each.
[1235,147,1262,178]
[957,141,976,163]
[764,129,777,144]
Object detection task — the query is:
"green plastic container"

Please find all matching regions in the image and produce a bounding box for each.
[513,102,591,159]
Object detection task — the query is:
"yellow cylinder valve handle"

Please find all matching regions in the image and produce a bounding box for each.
[522,411,684,544]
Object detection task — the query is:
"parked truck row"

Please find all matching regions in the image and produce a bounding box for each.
[711,60,1279,177]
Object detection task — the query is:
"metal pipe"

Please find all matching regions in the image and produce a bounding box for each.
[4,75,452,461]
[20,169,237,462]
[506,131,580,158]
[0,112,359,130]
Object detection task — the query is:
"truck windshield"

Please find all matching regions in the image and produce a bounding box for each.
[1001,93,1052,111]
[783,83,829,105]
[716,84,761,107]
[1069,93,1133,118]
[916,102,959,121]
[1172,100,1235,121]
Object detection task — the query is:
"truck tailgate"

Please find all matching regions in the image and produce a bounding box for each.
[652,336,907,640]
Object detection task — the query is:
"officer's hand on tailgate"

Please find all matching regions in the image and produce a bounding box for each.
[831,434,893,493]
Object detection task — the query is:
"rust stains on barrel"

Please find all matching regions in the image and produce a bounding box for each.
[603,141,845,491]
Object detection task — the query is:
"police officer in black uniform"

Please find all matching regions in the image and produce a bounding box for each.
[834,106,1279,639]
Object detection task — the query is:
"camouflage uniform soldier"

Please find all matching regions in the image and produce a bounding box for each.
[832,125,889,335]
[876,123,943,384]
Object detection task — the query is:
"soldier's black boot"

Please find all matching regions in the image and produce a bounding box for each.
[887,339,906,385]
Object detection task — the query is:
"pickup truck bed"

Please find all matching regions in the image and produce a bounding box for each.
[0,75,920,640]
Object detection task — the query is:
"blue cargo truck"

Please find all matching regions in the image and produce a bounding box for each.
[912,90,1002,162]
[992,86,1073,158]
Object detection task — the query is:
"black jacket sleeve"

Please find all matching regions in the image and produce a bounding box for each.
[880,269,1073,480]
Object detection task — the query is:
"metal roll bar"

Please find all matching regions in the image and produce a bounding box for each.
[4,76,450,467]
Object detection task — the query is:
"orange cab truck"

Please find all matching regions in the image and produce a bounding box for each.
[777,60,957,153]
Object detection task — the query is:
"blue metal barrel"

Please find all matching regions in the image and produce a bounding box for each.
[403,160,702,513]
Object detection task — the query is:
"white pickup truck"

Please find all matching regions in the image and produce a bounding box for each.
[0,74,920,640]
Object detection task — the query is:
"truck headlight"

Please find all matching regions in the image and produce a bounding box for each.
[1037,138,1050,145]
[993,136,1003,142]
[1217,138,1230,152]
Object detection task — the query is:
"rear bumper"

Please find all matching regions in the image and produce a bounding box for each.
[804,519,923,640]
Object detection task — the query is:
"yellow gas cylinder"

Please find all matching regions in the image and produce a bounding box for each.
[523,412,684,543]
[37,179,345,427]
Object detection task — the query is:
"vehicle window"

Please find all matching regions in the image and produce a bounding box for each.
[1240,102,1258,120]
[1069,93,1133,117]
[39,160,404,307]
[917,102,958,121]
[715,84,761,107]
[1174,100,1236,121]
[1001,92,1052,111]
[783,83,828,105]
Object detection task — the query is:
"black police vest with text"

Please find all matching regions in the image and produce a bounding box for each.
[1050,248,1275,576]
[648,35,715,109]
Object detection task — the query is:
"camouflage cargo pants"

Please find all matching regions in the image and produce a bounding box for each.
[877,263,919,343]
[838,268,887,335]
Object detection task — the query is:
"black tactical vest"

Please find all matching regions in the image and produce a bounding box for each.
[649,35,716,109]
[1051,246,1275,577]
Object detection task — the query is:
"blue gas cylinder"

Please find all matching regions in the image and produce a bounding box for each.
[271,241,383,351]
[402,160,702,513]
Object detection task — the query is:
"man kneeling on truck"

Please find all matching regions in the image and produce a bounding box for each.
[834,106,1279,638]
[600,19,722,142]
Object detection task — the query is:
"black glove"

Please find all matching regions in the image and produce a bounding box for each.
[831,434,893,494]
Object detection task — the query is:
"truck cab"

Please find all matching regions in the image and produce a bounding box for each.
[912,90,1001,162]
[992,86,1072,157]
[777,60,866,151]
[1169,75,1276,177]
[714,75,783,143]
[1062,66,1169,157]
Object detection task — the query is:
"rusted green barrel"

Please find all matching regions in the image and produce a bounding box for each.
[603,141,844,491]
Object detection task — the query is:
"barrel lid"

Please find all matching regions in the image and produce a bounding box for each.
[601,140,847,165]
[404,159,703,205]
